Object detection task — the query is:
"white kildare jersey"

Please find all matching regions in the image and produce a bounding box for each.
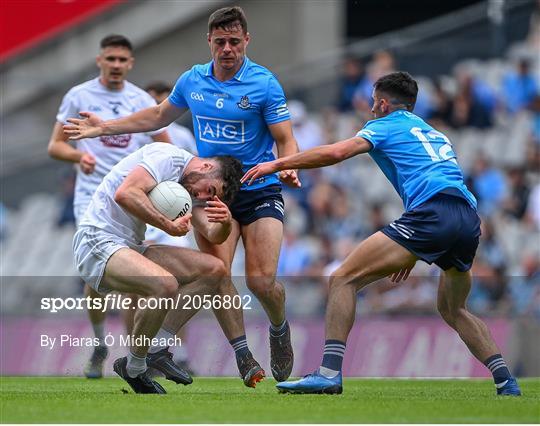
[79,143,194,245]
[56,78,163,214]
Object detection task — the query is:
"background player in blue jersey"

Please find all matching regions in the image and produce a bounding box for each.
[63,6,300,386]
[242,72,521,396]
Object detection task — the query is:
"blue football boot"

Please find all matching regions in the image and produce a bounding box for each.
[496,378,522,396]
[276,370,342,394]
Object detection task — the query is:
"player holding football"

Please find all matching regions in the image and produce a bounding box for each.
[73,142,247,393]
[48,35,171,379]
[242,72,522,396]
[64,6,300,385]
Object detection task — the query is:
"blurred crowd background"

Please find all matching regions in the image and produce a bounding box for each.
[278,38,540,319]
[1,0,539,323]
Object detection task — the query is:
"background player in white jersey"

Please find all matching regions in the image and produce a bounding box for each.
[47,35,171,379]
[63,7,300,385]
[74,143,248,393]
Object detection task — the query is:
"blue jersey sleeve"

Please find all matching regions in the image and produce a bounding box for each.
[169,71,190,108]
[263,76,290,125]
[356,119,389,149]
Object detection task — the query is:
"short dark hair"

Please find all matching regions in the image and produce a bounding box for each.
[213,156,243,205]
[373,71,418,109]
[208,6,248,34]
[100,34,133,51]
[145,81,172,95]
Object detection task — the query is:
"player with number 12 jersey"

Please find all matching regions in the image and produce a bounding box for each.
[357,109,476,211]
[242,71,520,397]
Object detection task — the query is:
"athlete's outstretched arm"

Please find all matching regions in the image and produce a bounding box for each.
[63,99,187,140]
[268,120,301,188]
[241,136,372,185]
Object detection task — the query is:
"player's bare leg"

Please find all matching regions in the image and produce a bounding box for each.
[437,269,499,360]
[103,249,179,356]
[143,245,229,385]
[194,223,246,340]
[84,284,107,334]
[83,284,109,378]
[242,217,292,381]
[102,248,181,394]
[120,294,138,335]
[325,232,417,342]
[242,218,285,323]
[194,224,265,387]
[437,269,521,395]
[103,244,228,393]
[276,232,417,394]
[154,241,245,340]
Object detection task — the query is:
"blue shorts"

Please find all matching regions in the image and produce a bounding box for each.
[381,192,481,272]
[230,185,284,226]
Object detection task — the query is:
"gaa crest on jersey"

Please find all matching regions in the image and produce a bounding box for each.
[237,95,252,110]
[100,135,131,148]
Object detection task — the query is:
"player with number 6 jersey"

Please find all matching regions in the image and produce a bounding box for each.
[169,56,289,191]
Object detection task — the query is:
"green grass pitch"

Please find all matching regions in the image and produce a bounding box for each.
[1,377,539,423]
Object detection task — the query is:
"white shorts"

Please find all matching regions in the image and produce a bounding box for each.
[73,226,146,294]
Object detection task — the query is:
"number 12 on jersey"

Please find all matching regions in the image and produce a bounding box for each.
[410,127,457,164]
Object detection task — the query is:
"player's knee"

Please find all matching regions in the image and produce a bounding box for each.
[328,269,360,291]
[246,276,274,299]
[204,257,228,279]
[438,303,466,329]
[438,305,455,328]
[153,276,178,299]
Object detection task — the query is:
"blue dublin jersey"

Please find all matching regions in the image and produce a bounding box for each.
[357,110,476,211]
[169,57,290,191]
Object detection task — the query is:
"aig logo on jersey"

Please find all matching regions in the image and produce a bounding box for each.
[196,116,245,145]
[190,92,205,102]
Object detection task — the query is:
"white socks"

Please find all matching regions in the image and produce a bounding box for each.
[126,352,147,378]
[319,366,340,379]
